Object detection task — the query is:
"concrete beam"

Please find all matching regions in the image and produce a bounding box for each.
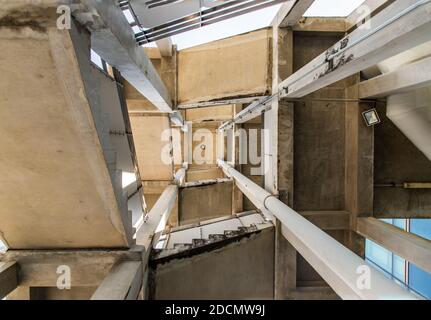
[91,260,143,300]
[359,56,431,98]
[272,0,315,27]
[76,0,173,112]
[357,217,431,274]
[0,261,18,299]
[279,0,431,98]
[300,211,350,230]
[293,17,348,33]
[0,250,142,287]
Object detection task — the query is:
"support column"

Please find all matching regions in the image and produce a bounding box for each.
[270,25,296,299]
[345,79,374,256]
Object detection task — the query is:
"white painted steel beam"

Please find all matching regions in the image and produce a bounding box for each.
[218,96,273,132]
[272,0,315,27]
[76,0,173,112]
[279,0,431,98]
[135,185,178,248]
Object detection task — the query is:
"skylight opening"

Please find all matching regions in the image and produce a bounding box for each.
[132,25,142,34]
[129,0,367,50]
[172,4,282,50]
[123,9,136,24]
[122,171,137,188]
[304,0,366,17]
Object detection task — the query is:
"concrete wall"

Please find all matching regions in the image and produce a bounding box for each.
[179,182,233,225]
[292,33,347,211]
[150,227,274,300]
[29,287,96,300]
[178,29,272,105]
[130,114,173,181]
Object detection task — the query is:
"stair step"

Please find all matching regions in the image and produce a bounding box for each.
[173,243,193,250]
[208,234,227,242]
[224,229,242,237]
[192,238,209,247]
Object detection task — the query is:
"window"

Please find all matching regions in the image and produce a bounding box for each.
[0,239,7,253]
[365,218,431,299]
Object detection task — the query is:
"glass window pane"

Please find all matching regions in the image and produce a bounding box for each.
[392,254,406,282]
[393,219,407,231]
[365,240,393,273]
[409,263,431,299]
[410,219,431,240]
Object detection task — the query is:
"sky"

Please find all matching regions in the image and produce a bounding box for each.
[165,0,366,50]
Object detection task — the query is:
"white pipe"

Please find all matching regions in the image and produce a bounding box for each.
[173,163,187,186]
[218,159,418,300]
[134,185,178,249]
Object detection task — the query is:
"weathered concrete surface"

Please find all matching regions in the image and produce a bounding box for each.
[151,227,274,299]
[185,105,234,123]
[186,166,225,182]
[293,33,347,212]
[0,21,129,248]
[240,120,263,211]
[129,114,173,181]
[1,249,142,287]
[30,287,97,300]
[179,182,233,225]
[178,29,272,105]
[374,103,431,218]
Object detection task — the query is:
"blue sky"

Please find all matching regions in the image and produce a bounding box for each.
[168,0,366,49]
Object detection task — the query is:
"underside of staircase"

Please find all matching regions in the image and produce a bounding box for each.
[148,212,275,300]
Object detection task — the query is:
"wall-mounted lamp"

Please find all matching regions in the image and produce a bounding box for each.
[362,108,381,126]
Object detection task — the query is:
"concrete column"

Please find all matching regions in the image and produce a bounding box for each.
[269,25,296,299]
